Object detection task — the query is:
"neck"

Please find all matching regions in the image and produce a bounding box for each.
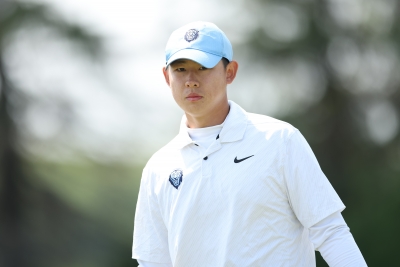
[185,101,230,128]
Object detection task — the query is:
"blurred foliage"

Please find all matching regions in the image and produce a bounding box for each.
[1,0,400,266]
[0,1,138,267]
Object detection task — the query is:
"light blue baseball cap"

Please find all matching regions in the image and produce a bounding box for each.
[165,21,233,68]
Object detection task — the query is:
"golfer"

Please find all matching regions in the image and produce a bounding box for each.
[132,21,367,267]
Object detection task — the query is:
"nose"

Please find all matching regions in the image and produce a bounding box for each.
[185,80,199,87]
[185,73,199,88]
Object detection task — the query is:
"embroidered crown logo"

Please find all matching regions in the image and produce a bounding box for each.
[184,29,199,42]
[169,169,183,189]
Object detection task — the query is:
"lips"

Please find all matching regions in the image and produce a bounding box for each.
[186,93,203,102]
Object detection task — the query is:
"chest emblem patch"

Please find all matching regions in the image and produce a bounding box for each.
[169,169,183,189]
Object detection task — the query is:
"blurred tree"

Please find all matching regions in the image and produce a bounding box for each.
[0,1,119,267]
[240,0,400,265]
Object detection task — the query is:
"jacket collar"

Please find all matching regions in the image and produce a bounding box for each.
[170,100,248,149]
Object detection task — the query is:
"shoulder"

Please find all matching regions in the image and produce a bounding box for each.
[245,112,298,139]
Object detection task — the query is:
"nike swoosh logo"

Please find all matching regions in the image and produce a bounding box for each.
[234,155,254,163]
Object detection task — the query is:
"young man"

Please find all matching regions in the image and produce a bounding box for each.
[132,21,367,267]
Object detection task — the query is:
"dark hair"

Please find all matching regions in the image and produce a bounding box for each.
[221,57,230,69]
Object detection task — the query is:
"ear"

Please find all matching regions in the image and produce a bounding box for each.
[162,66,170,86]
[225,60,238,84]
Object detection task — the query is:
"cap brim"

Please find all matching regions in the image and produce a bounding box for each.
[166,49,222,68]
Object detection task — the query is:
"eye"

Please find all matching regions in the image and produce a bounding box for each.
[175,67,185,72]
[199,66,208,70]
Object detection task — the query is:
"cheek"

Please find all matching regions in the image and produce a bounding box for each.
[168,77,180,92]
[170,87,181,101]
[207,75,226,92]
[169,84,186,104]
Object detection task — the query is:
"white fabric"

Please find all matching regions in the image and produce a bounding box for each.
[137,259,172,267]
[186,123,222,151]
[137,212,367,267]
[310,212,367,266]
[319,233,367,267]
[309,211,349,250]
[132,101,346,266]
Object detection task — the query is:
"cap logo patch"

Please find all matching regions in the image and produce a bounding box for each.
[184,29,199,42]
[169,169,183,189]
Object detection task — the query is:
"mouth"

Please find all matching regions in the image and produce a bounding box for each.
[186,93,203,102]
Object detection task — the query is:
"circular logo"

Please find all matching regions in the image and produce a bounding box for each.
[184,29,199,42]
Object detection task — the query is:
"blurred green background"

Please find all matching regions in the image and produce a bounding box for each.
[1,0,399,266]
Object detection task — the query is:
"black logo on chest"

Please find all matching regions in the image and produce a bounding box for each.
[234,155,254,163]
